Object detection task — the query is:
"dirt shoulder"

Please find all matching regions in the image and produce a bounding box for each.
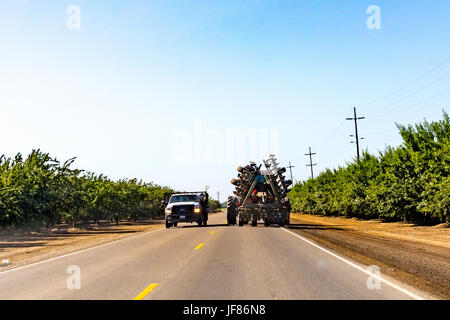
[0,210,225,272]
[287,213,450,299]
[0,220,163,272]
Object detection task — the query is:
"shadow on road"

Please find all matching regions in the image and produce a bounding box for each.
[177,223,230,229]
[284,223,346,231]
[177,223,298,229]
[0,242,49,249]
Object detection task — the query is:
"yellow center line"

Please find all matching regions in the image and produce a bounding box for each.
[134,283,159,300]
[210,231,215,234]
[195,243,204,250]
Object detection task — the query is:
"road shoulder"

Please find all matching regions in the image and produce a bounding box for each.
[286,214,450,299]
[0,221,163,272]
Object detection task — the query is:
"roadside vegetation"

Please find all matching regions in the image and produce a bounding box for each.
[208,199,222,213]
[289,111,449,224]
[0,150,173,230]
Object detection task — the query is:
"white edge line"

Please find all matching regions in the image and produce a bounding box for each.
[0,227,163,276]
[281,227,425,300]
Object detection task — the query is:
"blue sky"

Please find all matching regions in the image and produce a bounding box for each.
[1,0,449,199]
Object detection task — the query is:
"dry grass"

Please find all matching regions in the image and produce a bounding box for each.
[291,213,450,249]
[0,220,163,270]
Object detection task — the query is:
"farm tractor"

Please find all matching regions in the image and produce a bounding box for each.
[227,155,292,227]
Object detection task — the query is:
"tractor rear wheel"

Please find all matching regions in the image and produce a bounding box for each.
[284,213,290,225]
[227,196,237,225]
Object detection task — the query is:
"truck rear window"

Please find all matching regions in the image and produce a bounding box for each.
[170,195,198,203]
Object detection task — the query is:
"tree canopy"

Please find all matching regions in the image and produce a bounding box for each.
[0,150,173,229]
[288,111,449,224]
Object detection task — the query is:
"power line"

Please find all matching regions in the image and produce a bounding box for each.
[424,106,448,118]
[369,86,450,118]
[362,57,450,107]
[367,70,450,116]
[305,147,317,179]
[286,161,295,184]
[346,107,365,161]
[325,119,346,138]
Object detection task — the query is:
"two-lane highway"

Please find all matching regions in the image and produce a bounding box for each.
[0,212,428,299]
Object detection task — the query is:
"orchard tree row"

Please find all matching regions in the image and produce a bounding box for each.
[289,112,449,224]
[0,150,173,229]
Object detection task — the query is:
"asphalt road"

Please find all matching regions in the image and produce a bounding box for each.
[0,212,428,300]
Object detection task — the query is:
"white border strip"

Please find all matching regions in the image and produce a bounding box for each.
[281,227,425,300]
[0,227,163,276]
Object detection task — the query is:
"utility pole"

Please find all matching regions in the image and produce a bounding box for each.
[305,147,317,179]
[216,191,220,203]
[286,161,295,183]
[346,107,365,161]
